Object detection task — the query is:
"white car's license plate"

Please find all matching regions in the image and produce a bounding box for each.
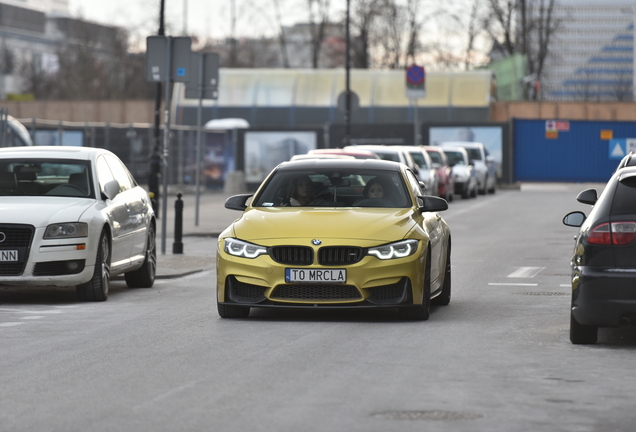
[285,268,346,283]
[0,250,18,261]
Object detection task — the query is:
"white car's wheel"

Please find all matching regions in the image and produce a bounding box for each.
[77,230,110,302]
[125,224,157,288]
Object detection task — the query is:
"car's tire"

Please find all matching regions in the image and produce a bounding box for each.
[470,183,478,198]
[400,251,431,321]
[125,224,157,288]
[479,177,488,195]
[218,303,250,318]
[570,312,597,344]
[77,230,110,302]
[432,241,451,306]
[461,184,470,199]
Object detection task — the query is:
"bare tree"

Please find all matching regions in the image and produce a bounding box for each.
[484,0,562,99]
[349,0,383,68]
[272,0,291,68]
[307,0,331,68]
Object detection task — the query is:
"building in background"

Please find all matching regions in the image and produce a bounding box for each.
[0,0,118,99]
[540,0,634,101]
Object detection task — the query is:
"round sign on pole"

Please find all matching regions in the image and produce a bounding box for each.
[406,64,426,99]
[337,90,359,113]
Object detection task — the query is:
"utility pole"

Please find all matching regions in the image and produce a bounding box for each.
[149,0,165,214]
[344,0,351,148]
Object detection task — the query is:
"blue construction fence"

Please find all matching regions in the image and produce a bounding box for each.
[513,119,636,183]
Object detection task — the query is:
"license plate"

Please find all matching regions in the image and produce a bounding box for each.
[0,250,18,262]
[285,268,346,283]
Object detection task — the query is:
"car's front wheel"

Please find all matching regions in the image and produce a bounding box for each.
[218,303,250,318]
[125,224,157,288]
[77,230,110,302]
[570,312,597,344]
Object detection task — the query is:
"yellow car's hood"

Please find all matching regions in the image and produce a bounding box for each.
[232,207,416,242]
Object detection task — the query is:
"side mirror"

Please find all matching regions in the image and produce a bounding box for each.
[418,195,448,212]
[225,194,253,211]
[419,181,427,190]
[563,211,586,227]
[576,188,597,205]
[102,179,120,200]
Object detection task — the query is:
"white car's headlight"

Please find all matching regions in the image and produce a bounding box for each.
[224,238,268,259]
[44,222,88,239]
[367,239,418,260]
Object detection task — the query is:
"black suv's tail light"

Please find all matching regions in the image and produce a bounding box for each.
[588,222,636,245]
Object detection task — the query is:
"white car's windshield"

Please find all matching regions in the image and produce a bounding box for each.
[0,159,94,198]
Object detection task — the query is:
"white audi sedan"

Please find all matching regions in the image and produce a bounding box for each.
[0,146,156,301]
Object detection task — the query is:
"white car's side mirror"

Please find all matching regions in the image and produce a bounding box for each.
[102,180,120,200]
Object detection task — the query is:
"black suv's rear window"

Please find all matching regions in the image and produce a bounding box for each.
[611,176,636,215]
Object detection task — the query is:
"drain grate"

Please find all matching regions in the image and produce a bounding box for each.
[518,292,569,296]
[371,410,484,421]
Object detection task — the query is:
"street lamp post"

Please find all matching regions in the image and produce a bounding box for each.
[344,0,351,148]
[149,0,166,214]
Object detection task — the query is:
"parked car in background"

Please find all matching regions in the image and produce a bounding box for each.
[306,148,380,160]
[440,142,496,195]
[423,145,454,202]
[397,146,438,196]
[219,159,452,320]
[0,146,156,301]
[345,145,420,174]
[563,156,636,343]
[290,154,355,161]
[443,147,477,199]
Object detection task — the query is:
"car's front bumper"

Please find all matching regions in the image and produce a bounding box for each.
[571,265,636,327]
[0,227,95,287]
[216,240,427,309]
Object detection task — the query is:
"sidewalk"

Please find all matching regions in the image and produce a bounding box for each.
[153,190,242,279]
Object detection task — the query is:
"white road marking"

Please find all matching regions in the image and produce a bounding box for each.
[560,284,570,287]
[0,322,22,327]
[489,283,538,286]
[508,267,545,278]
[21,316,44,320]
[0,308,62,314]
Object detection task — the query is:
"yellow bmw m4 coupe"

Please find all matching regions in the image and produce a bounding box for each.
[217,159,451,320]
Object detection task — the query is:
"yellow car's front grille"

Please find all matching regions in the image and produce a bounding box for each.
[269,246,313,265]
[318,247,364,265]
[271,284,362,300]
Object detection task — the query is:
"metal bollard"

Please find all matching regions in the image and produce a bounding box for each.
[172,192,184,254]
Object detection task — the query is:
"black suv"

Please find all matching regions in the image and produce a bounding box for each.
[564,157,636,344]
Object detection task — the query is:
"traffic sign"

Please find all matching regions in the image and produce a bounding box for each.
[406,64,426,99]
[145,36,193,83]
[185,52,220,100]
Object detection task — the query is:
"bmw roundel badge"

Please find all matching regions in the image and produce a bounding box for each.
[312,239,322,246]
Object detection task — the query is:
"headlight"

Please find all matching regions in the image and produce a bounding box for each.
[367,239,418,260]
[44,222,88,239]
[224,238,268,259]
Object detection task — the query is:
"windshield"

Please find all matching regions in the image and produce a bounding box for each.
[444,151,465,166]
[465,148,482,161]
[427,151,442,165]
[253,168,411,208]
[409,152,428,169]
[0,159,94,198]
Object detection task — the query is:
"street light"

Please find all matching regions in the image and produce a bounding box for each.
[344,0,351,148]
[149,0,166,214]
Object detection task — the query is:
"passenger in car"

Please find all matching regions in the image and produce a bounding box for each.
[363,178,385,200]
[283,175,314,206]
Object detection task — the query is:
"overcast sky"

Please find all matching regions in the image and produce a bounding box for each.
[67,0,315,43]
